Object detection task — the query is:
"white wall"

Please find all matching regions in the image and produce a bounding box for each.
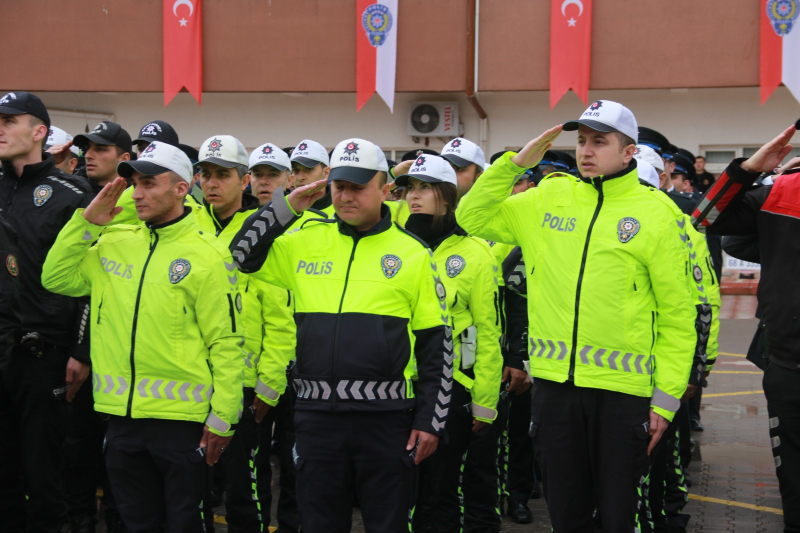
[14,86,800,167]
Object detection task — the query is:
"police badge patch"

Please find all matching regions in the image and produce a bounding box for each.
[446,255,466,278]
[6,254,18,277]
[235,293,243,313]
[617,217,640,243]
[435,280,447,301]
[381,254,402,279]
[693,265,703,283]
[33,185,53,207]
[169,259,191,284]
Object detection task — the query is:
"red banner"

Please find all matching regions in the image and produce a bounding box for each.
[163,0,203,106]
[550,0,592,109]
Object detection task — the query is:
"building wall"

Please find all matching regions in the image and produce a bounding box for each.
[23,86,799,173]
[4,0,761,92]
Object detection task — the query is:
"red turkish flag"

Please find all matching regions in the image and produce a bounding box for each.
[550,0,592,108]
[163,0,202,106]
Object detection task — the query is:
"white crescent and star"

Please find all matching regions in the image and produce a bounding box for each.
[561,0,583,26]
[173,0,193,26]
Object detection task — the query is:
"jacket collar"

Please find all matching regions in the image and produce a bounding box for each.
[145,206,196,241]
[579,159,639,196]
[203,193,260,231]
[1,152,57,182]
[335,203,394,239]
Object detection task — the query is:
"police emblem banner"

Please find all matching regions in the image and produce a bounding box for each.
[550,0,592,108]
[163,0,203,106]
[356,0,398,112]
[761,0,800,104]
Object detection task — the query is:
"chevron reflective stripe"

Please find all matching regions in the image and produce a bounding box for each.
[205,411,231,434]
[577,346,653,376]
[471,403,497,421]
[651,387,681,413]
[126,379,210,403]
[295,379,407,401]
[255,378,280,401]
[529,338,568,360]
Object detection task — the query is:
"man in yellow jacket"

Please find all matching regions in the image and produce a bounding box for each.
[456,100,697,532]
[42,141,245,533]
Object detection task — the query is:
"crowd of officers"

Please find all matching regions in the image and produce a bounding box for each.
[4,89,794,533]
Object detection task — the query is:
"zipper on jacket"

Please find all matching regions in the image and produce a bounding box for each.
[706,257,717,285]
[97,297,103,324]
[330,238,359,409]
[226,294,237,333]
[126,229,159,417]
[568,179,605,380]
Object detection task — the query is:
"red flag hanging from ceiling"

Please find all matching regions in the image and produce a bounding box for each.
[356,0,398,112]
[163,0,203,106]
[760,0,800,104]
[550,0,592,108]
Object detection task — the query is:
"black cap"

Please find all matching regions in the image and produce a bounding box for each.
[671,153,697,184]
[178,144,199,165]
[637,127,671,157]
[0,91,50,130]
[386,159,397,170]
[282,147,295,158]
[133,120,179,147]
[401,148,439,162]
[554,151,577,171]
[74,121,133,154]
[677,148,696,164]
[490,150,514,165]
[539,150,569,171]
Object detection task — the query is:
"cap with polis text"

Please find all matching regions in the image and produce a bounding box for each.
[563,100,638,142]
[0,91,50,129]
[46,126,80,156]
[198,135,248,168]
[329,138,389,184]
[249,143,291,172]
[290,139,330,168]
[440,137,486,170]
[73,121,133,154]
[633,144,664,172]
[394,154,458,188]
[134,120,179,147]
[117,141,193,184]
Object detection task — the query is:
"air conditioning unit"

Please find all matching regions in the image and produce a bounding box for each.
[407,102,459,137]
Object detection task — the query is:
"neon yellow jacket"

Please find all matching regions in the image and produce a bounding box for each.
[432,230,502,422]
[41,209,244,436]
[456,154,697,421]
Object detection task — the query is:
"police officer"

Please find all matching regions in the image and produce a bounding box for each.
[289,139,334,216]
[42,141,245,532]
[0,212,22,370]
[395,155,503,532]
[248,142,306,533]
[72,121,132,192]
[45,126,80,174]
[132,120,180,154]
[231,138,454,533]
[457,101,698,532]
[0,91,92,533]
[440,137,485,198]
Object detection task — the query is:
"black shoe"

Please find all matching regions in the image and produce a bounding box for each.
[506,500,533,524]
[67,516,96,533]
[691,419,704,432]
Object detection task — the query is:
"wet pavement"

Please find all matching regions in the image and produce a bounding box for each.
[102,296,786,532]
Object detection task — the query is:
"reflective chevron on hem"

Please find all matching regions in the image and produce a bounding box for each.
[293,379,407,401]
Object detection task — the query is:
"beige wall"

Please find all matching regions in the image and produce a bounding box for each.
[21,87,799,168]
[3,0,761,93]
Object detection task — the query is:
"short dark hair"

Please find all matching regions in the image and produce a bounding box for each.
[615,132,637,152]
[376,171,388,187]
[696,155,705,161]
[234,163,249,179]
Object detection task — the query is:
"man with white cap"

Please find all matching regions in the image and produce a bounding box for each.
[634,144,665,189]
[456,100,700,532]
[45,126,80,175]
[42,141,245,533]
[230,138,454,533]
[290,139,334,216]
[440,137,486,198]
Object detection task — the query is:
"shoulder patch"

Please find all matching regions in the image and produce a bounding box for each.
[446,254,466,278]
[6,254,18,276]
[381,254,402,278]
[47,175,85,196]
[169,259,191,284]
[33,184,53,207]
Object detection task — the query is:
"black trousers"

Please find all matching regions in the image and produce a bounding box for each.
[506,387,536,503]
[417,381,500,533]
[294,409,416,533]
[530,379,650,533]
[63,379,105,523]
[105,416,209,533]
[639,420,689,532]
[764,363,800,533]
[220,387,264,533]
[0,348,70,533]
[259,385,300,532]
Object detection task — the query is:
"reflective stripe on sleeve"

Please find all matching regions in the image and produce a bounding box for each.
[651,387,681,413]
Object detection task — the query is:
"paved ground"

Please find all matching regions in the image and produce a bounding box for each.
[99,295,786,532]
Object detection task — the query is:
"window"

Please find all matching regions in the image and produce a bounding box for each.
[704,150,736,164]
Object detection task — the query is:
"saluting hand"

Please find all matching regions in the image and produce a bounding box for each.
[511,125,564,169]
[741,125,796,174]
[82,177,127,226]
[47,141,75,166]
[286,178,328,214]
